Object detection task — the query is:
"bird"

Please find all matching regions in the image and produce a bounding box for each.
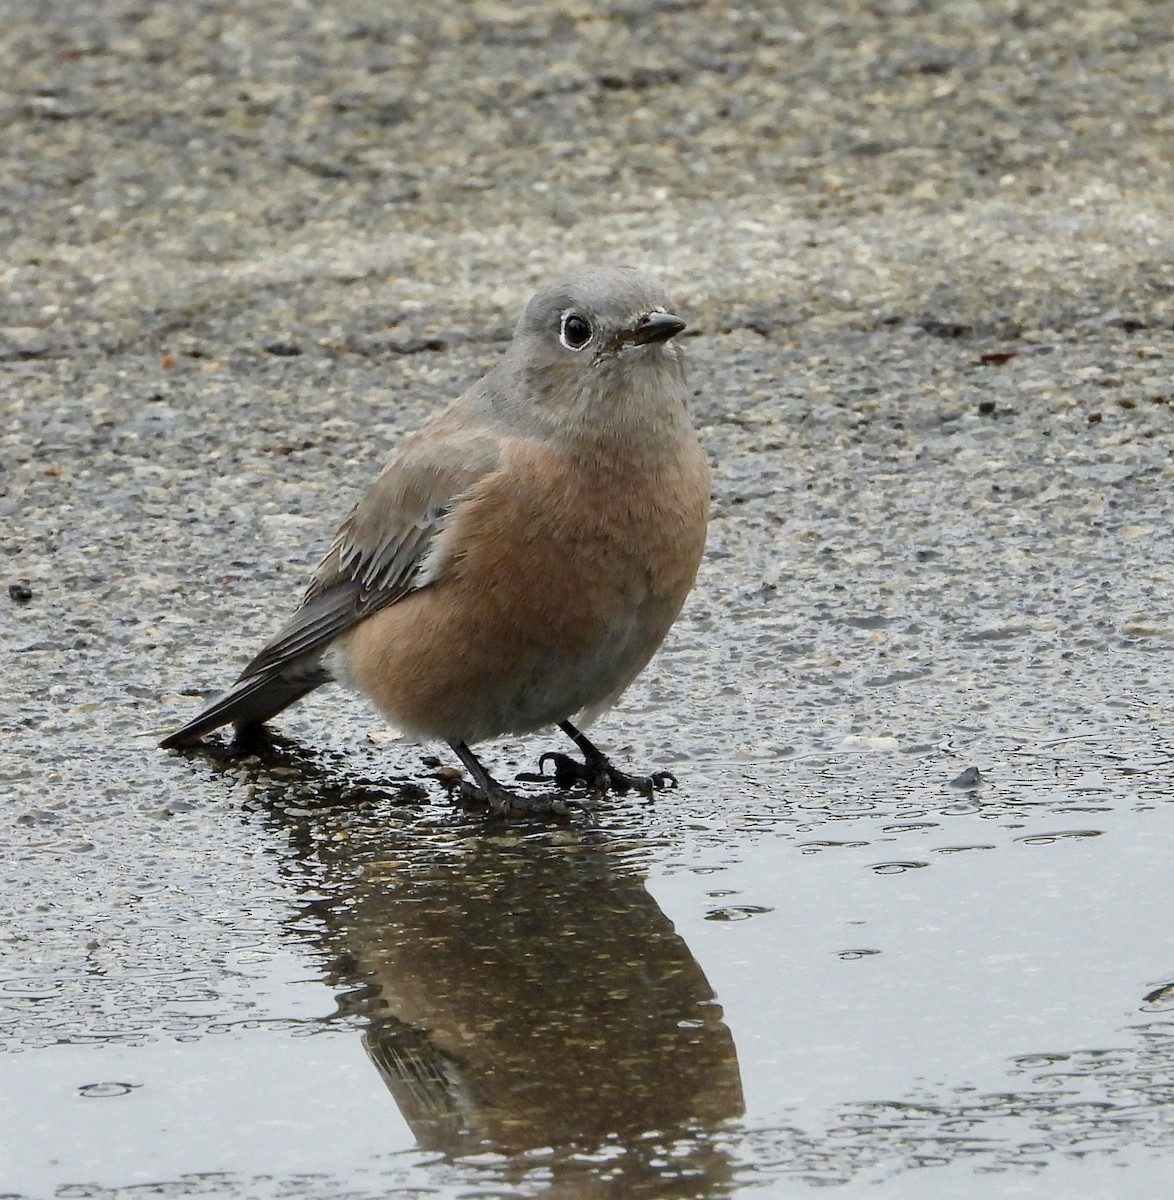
[160,266,710,815]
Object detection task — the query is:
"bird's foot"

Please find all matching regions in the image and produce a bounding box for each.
[523,750,677,797]
[454,777,575,819]
[227,723,285,756]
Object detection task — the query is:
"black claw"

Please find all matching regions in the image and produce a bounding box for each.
[526,745,677,799]
[648,770,679,792]
[538,751,607,790]
[449,735,672,819]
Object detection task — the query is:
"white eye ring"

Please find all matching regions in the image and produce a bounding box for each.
[559,311,592,351]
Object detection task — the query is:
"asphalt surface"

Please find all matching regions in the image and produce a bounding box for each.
[2,2,1173,1197]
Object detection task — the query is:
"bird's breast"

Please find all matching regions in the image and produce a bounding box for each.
[340,433,709,744]
[452,435,709,626]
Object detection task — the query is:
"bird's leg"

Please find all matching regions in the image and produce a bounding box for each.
[449,741,572,817]
[533,720,678,796]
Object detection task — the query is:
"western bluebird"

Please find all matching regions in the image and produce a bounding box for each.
[161,267,710,814]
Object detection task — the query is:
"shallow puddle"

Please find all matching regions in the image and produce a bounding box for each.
[4,726,1172,1199]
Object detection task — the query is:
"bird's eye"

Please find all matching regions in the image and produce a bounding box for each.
[559,312,592,351]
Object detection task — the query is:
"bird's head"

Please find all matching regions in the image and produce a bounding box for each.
[500,266,690,446]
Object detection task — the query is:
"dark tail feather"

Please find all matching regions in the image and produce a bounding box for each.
[159,664,330,749]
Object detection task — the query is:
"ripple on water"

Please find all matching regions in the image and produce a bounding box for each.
[77,1081,139,1098]
[1011,1053,1071,1070]
[1015,829,1104,846]
[705,905,774,922]
[1141,983,1174,1012]
[869,861,929,874]
[1,977,62,1000]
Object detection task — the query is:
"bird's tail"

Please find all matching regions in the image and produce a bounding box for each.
[159,662,330,749]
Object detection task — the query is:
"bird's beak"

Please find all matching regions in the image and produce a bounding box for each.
[623,311,687,347]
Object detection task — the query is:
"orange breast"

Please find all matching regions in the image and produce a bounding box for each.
[341,435,709,745]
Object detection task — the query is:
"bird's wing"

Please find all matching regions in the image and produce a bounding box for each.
[236,422,503,683]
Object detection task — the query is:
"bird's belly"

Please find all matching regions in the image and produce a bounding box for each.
[338,567,684,746]
[481,599,675,736]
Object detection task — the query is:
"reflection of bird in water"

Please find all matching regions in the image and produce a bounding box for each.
[362,1020,476,1148]
[314,824,743,1177]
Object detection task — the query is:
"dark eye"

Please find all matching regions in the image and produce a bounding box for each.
[559,312,592,351]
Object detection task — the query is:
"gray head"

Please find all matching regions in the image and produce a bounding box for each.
[514,266,685,359]
[496,267,689,444]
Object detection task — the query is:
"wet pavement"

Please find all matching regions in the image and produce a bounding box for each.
[3,1,1174,1197]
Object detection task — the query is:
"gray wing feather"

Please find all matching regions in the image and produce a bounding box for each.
[248,423,504,683]
[160,416,502,747]
[158,665,330,749]
[239,521,439,680]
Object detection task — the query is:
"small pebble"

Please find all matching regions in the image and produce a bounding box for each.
[949,767,985,789]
